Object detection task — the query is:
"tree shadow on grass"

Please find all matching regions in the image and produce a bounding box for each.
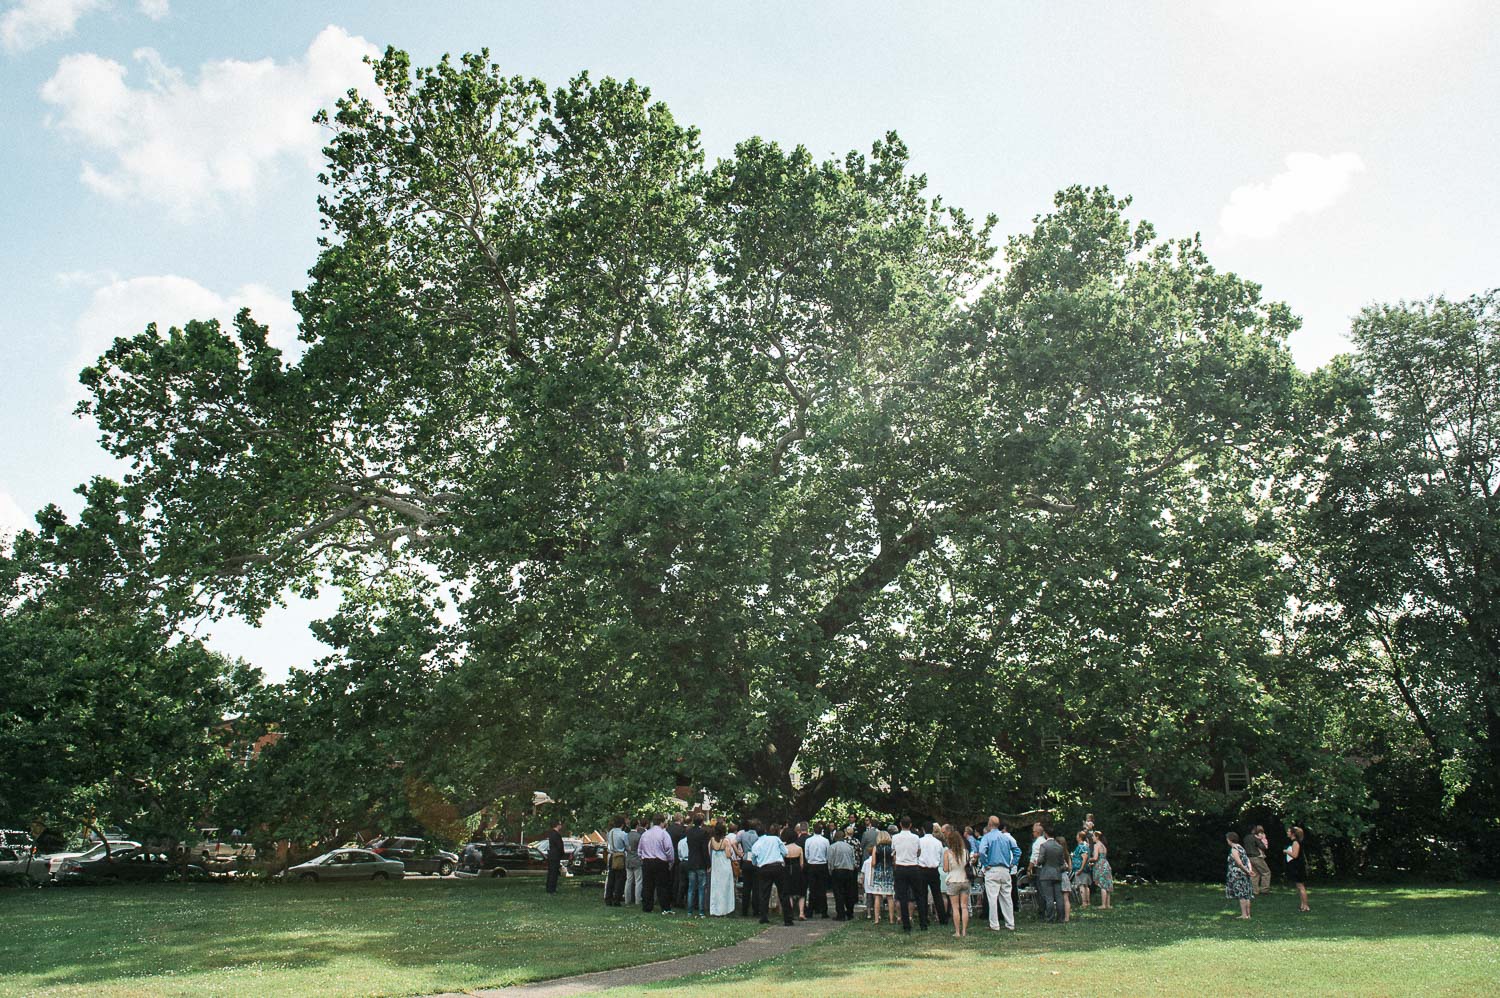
[0,878,760,996]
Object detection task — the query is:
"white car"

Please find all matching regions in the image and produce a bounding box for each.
[43,839,140,879]
[0,846,48,885]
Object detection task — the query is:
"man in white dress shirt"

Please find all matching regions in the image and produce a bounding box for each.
[891,816,929,933]
[803,824,831,919]
[918,822,950,926]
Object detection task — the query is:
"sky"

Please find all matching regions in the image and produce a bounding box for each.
[1,0,1497,681]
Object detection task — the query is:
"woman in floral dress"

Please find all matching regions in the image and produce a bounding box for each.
[1089,831,1113,909]
[1225,831,1254,919]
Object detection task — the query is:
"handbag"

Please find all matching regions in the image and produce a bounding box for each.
[610,851,625,871]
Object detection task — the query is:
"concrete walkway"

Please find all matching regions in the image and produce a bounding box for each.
[426,917,845,997]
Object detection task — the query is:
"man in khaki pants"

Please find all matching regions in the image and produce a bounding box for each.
[1245,825,1272,895]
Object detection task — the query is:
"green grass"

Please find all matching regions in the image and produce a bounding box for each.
[607,883,1500,997]
[0,876,760,998]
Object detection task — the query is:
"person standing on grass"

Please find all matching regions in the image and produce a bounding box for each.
[605,815,628,906]
[977,816,1018,931]
[1035,827,1066,922]
[892,817,929,933]
[783,828,807,920]
[544,820,565,895]
[1285,826,1310,911]
[708,821,737,916]
[804,823,830,918]
[623,817,644,906]
[684,815,710,917]
[638,814,675,914]
[1055,835,1073,922]
[828,830,859,921]
[942,827,971,938]
[738,820,760,918]
[667,813,688,910]
[1243,824,1271,896]
[1090,831,1113,909]
[918,822,950,926]
[751,824,792,926]
[1071,831,1092,909]
[1226,831,1255,919]
[869,830,896,924]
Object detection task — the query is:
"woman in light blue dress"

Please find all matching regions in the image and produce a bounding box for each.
[709,822,737,916]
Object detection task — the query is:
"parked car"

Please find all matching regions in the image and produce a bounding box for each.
[0,829,35,854]
[528,836,605,875]
[457,841,549,878]
[286,848,405,882]
[0,845,47,886]
[366,836,458,876]
[43,839,140,879]
[569,842,607,875]
[195,827,256,867]
[56,847,191,884]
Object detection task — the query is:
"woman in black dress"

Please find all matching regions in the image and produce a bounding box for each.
[1284,826,1309,911]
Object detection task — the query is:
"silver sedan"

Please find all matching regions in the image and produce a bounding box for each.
[286,848,405,882]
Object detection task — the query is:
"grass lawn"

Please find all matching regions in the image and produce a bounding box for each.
[608,882,1500,997]
[0,876,759,998]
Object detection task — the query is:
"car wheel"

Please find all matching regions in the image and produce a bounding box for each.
[492,868,507,878]
[299,872,318,882]
[438,861,453,877]
[372,871,390,881]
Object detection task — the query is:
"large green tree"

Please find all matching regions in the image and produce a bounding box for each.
[1313,291,1500,824]
[79,48,1303,821]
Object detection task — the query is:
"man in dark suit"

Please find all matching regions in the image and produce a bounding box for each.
[666,812,688,908]
[545,820,565,894]
[684,815,710,915]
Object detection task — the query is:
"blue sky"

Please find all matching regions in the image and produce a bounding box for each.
[2,0,1497,680]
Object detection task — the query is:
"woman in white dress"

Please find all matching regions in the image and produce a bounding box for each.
[709,821,737,916]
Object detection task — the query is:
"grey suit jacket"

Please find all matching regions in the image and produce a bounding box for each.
[1037,838,1067,881]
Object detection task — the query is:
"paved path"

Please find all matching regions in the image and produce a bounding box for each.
[426,917,844,997]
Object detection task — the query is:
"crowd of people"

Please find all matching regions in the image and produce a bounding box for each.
[582,809,1313,931]
[591,809,1140,936]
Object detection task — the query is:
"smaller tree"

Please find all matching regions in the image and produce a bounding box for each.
[0,481,259,841]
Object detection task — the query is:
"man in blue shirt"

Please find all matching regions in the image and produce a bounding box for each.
[750,825,792,925]
[976,815,1019,931]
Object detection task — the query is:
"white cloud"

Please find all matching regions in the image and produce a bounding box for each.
[40,25,378,216]
[71,274,301,381]
[0,490,29,548]
[136,0,165,19]
[1,0,103,53]
[1220,152,1366,239]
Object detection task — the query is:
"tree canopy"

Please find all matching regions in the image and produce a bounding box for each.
[2,46,1492,873]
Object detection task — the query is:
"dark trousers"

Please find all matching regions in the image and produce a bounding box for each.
[741,862,759,916]
[673,860,688,907]
[894,865,929,930]
[922,867,949,924]
[1038,876,1063,922]
[545,862,561,894]
[605,864,625,905]
[757,862,792,924]
[831,868,857,919]
[641,857,672,912]
[807,862,830,916]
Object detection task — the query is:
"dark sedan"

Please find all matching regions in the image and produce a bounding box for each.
[367,836,458,876]
[458,841,548,878]
[56,847,196,883]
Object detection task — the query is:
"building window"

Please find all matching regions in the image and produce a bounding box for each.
[1223,764,1251,795]
[1109,777,1134,798]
